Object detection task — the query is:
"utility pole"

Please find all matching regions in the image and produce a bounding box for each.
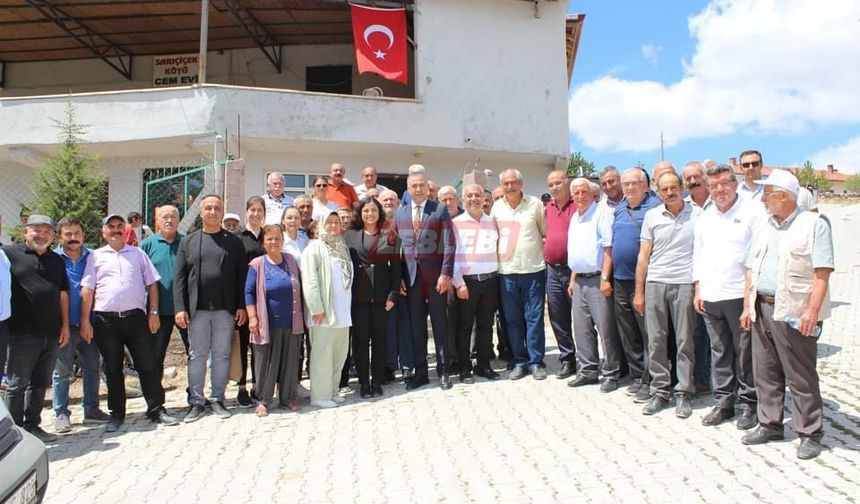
[660,131,665,161]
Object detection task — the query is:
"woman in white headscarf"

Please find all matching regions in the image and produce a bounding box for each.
[301,211,353,408]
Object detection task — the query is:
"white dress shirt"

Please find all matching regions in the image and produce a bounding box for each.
[692,194,758,301]
[451,211,499,288]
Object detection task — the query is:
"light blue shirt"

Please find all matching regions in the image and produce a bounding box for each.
[0,249,10,321]
[567,202,613,274]
[54,246,91,326]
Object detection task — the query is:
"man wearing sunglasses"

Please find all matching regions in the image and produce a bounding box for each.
[738,150,765,202]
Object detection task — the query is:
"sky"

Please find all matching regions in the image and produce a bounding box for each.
[566,0,860,174]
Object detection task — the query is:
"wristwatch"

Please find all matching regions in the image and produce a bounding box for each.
[600,276,610,282]
[149,309,159,316]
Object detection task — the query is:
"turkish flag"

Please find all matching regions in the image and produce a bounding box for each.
[350,4,408,84]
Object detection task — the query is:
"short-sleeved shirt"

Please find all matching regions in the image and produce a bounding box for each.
[3,244,69,334]
[746,208,834,295]
[451,212,499,287]
[196,231,232,311]
[544,198,576,265]
[82,245,161,313]
[355,183,389,200]
[611,193,660,281]
[140,233,184,315]
[640,202,701,284]
[326,182,359,209]
[54,246,91,326]
[491,194,546,275]
[567,202,613,274]
[262,192,295,226]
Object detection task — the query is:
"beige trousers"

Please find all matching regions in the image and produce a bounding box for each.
[309,326,350,402]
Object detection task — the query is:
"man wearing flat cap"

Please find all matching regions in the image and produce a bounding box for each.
[740,169,833,460]
[2,215,70,442]
[80,213,180,432]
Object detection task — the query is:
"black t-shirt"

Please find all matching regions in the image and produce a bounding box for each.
[196,231,228,311]
[2,244,69,334]
[236,228,264,264]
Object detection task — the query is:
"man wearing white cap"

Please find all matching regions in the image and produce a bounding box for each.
[740,169,833,460]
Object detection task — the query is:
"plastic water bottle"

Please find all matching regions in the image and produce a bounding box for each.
[783,316,822,337]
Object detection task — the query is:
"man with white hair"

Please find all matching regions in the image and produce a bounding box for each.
[491,168,548,381]
[262,172,294,225]
[354,165,389,199]
[740,169,833,460]
[565,178,623,391]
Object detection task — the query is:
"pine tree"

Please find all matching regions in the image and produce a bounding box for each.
[28,103,107,246]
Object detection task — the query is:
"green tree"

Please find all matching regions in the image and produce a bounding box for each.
[846,173,860,193]
[26,103,107,246]
[795,160,832,193]
[568,151,595,178]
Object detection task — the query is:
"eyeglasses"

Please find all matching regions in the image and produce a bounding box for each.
[741,161,761,168]
[314,184,328,188]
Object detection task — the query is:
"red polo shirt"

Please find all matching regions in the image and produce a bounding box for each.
[326,182,358,209]
[544,198,576,265]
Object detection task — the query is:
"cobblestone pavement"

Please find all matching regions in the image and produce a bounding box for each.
[44,204,860,503]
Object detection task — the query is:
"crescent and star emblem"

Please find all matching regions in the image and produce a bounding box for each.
[363,24,395,59]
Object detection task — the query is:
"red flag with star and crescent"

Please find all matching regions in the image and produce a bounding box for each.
[350,3,408,84]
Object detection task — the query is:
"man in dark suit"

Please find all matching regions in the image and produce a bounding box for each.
[395,172,455,390]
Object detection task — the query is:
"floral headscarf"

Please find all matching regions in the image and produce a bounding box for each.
[319,211,353,289]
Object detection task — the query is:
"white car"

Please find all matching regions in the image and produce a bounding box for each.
[0,401,49,504]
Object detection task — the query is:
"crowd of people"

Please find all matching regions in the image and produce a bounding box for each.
[0,150,833,460]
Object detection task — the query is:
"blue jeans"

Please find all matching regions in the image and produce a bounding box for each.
[52,326,101,417]
[386,297,414,371]
[500,271,547,368]
[188,310,235,405]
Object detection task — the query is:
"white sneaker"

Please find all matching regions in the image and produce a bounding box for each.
[55,413,72,434]
[310,399,338,409]
[296,384,311,399]
[331,395,346,404]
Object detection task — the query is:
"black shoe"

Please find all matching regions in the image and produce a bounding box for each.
[797,437,823,460]
[405,374,429,390]
[459,373,475,385]
[505,360,515,371]
[642,395,670,415]
[439,374,453,390]
[508,366,528,381]
[27,426,59,443]
[104,419,123,433]
[153,408,180,426]
[371,384,383,397]
[401,368,415,382]
[741,426,784,445]
[675,394,692,419]
[626,380,643,396]
[702,406,735,426]
[236,389,254,409]
[556,362,575,380]
[567,375,598,388]
[736,408,758,430]
[184,405,206,423]
[383,368,396,385]
[633,386,652,403]
[474,367,501,380]
[360,384,372,398]
[600,379,618,393]
[211,401,232,419]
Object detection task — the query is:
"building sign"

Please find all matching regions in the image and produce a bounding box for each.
[153,54,199,87]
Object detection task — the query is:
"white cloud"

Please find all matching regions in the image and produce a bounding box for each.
[569,0,860,152]
[641,44,662,65]
[808,135,860,174]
